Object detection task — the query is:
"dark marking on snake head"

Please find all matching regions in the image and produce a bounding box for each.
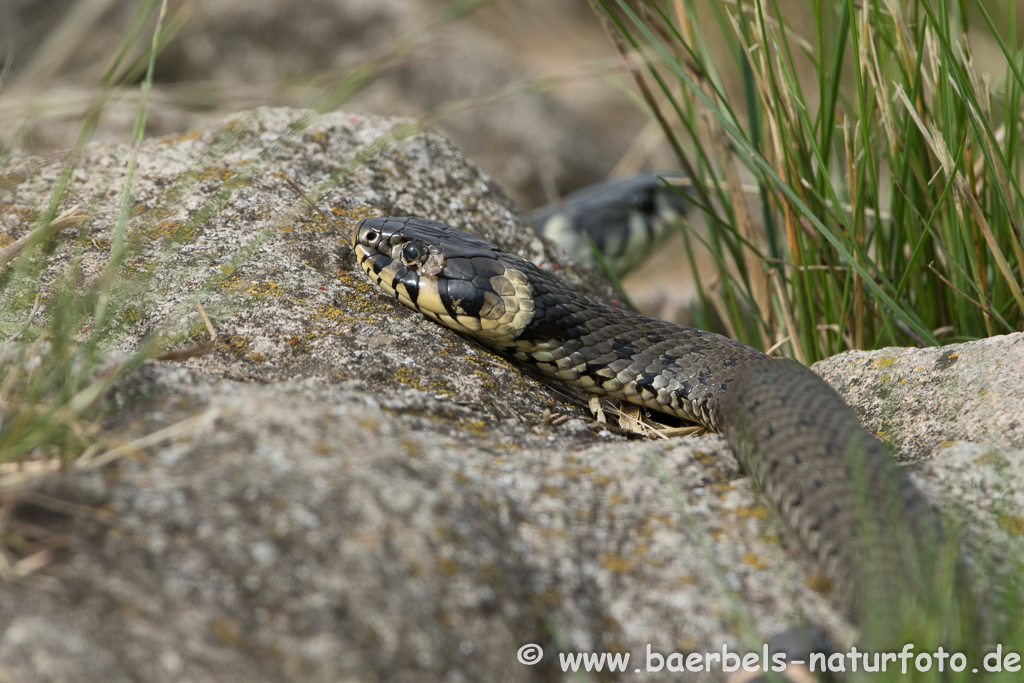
[441,277,485,318]
[435,278,458,319]
[391,265,420,305]
[366,252,390,276]
[439,256,476,281]
[470,256,506,279]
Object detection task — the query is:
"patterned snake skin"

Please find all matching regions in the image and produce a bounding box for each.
[352,216,951,636]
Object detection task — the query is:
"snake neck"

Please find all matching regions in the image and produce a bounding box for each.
[494,269,769,429]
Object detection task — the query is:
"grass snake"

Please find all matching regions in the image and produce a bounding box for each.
[352,215,966,645]
[530,173,691,276]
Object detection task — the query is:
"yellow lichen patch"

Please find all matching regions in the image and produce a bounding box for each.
[675,637,698,652]
[0,203,34,222]
[223,334,251,359]
[736,505,770,520]
[562,466,595,479]
[538,527,569,540]
[871,356,896,369]
[460,418,487,437]
[600,552,633,574]
[608,493,628,506]
[466,349,541,396]
[0,173,30,192]
[144,219,198,242]
[123,258,154,277]
[540,484,562,498]
[435,337,457,357]
[186,165,240,188]
[645,513,675,529]
[470,368,497,390]
[156,129,201,145]
[209,618,241,648]
[119,305,142,326]
[806,573,831,593]
[335,269,375,294]
[742,551,767,570]
[399,438,422,458]
[391,366,453,398]
[692,450,719,467]
[534,588,563,609]
[296,212,332,233]
[975,451,1005,467]
[479,563,502,585]
[312,302,362,327]
[436,556,459,576]
[246,281,281,298]
[331,204,379,226]
[998,516,1024,536]
[283,335,309,353]
[212,270,244,292]
[393,366,428,392]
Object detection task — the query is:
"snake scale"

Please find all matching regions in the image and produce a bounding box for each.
[352,215,957,641]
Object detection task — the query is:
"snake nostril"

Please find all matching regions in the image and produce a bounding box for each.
[363,229,379,243]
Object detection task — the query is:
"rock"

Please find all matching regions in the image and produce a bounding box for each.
[813,333,1024,461]
[0,108,1021,682]
[1,107,619,421]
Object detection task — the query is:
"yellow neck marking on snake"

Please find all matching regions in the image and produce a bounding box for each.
[353,242,536,347]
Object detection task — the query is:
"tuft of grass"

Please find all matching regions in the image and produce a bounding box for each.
[590,0,1022,362]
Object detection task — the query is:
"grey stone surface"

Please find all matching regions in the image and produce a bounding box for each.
[1,107,619,421]
[0,108,1021,682]
[813,333,1024,461]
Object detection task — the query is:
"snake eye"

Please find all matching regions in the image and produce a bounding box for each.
[401,240,429,267]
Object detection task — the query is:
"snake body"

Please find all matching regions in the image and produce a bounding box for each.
[531,173,691,276]
[352,216,950,637]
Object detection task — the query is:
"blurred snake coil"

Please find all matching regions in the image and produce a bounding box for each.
[352,214,966,644]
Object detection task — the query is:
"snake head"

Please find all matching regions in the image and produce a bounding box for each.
[352,217,535,344]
